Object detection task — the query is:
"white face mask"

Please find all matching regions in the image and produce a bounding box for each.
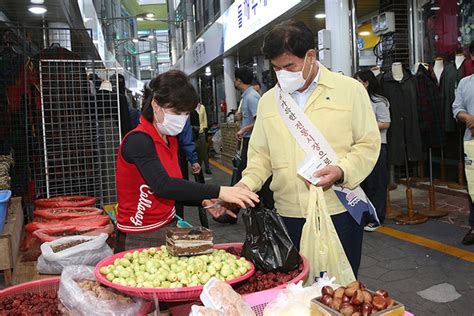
[155,107,189,136]
[275,53,314,93]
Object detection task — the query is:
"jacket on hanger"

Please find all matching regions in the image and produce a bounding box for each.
[440,61,459,132]
[415,64,446,149]
[381,70,423,165]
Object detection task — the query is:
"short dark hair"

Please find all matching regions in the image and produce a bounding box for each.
[262,20,315,60]
[470,41,474,55]
[142,70,198,122]
[252,79,261,87]
[234,66,254,85]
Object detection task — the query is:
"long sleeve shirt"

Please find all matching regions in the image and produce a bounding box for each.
[240,64,380,218]
[452,74,474,140]
[178,118,199,164]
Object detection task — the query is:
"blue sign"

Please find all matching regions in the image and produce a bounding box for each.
[357,37,364,49]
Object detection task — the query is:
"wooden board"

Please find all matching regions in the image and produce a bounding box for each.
[0,197,23,286]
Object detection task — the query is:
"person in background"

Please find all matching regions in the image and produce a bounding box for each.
[196,102,212,174]
[115,70,259,250]
[129,97,141,129]
[234,66,261,180]
[235,20,380,278]
[176,118,209,227]
[452,41,474,245]
[252,79,262,95]
[354,70,391,232]
[115,74,132,139]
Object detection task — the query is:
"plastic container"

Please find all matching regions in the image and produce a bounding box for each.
[242,288,284,316]
[0,189,12,234]
[95,244,255,301]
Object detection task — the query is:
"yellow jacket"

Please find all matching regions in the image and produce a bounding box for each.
[241,64,381,218]
[198,104,208,134]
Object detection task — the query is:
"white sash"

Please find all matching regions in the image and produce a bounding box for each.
[275,88,378,224]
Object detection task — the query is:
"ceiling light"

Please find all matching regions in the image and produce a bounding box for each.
[430,6,440,10]
[30,0,44,4]
[148,34,154,39]
[137,17,144,21]
[315,13,326,19]
[132,38,139,43]
[28,6,47,14]
[359,31,371,36]
[151,50,156,53]
[146,13,155,18]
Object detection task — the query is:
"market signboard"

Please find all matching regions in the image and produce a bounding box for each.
[222,0,302,52]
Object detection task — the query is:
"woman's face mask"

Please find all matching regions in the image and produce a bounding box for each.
[274,52,314,94]
[154,106,188,136]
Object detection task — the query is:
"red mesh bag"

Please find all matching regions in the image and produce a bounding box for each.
[25,215,110,233]
[32,224,114,243]
[33,207,103,221]
[34,196,96,208]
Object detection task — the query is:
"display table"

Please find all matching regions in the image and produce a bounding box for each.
[0,197,23,286]
[219,122,239,169]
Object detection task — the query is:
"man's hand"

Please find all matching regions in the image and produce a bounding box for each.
[235,112,242,121]
[467,115,474,129]
[236,128,245,141]
[202,199,237,218]
[313,165,344,190]
[191,163,201,174]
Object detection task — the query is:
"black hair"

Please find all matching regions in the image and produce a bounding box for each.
[234,66,254,85]
[252,79,261,87]
[354,69,387,103]
[141,70,198,122]
[470,41,474,55]
[262,20,315,60]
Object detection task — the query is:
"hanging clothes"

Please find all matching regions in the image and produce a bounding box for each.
[415,64,445,149]
[381,70,423,165]
[440,61,459,132]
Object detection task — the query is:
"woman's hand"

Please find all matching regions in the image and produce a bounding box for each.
[218,185,259,209]
[191,163,201,174]
[202,199,237,218]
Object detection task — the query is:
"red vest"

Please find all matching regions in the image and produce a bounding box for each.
[116,117,182,233]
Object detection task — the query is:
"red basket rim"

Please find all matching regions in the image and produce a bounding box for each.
[95,244,255,299]
[0,277,60,296]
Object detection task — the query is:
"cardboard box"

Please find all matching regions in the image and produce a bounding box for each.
[310,292,405,316]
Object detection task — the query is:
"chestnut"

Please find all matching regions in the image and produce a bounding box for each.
[386,296,395,308]
[361,302,373,316]
[352,313,362,316]
[334,287,346,300]
[322,285,334,296]
[345,286,358,298]
[340,303,355,316]
[361,290,372,304]
[342,295,351,303]
[347,280,361,289]
[320,294,333,307]
[351,290,364,305]
[331,298,342,311]
[375,288,389,298]
[372,295,387,310]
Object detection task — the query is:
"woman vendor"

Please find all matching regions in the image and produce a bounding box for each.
[115,70,259,251]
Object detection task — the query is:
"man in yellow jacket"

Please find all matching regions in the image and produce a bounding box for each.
[236,20,380,278]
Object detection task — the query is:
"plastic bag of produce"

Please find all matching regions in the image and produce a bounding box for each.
[33,207,103,221]
[58,265,150,316]
[241,204,301,272]
[36,234,113,274]
[33,224,114,243]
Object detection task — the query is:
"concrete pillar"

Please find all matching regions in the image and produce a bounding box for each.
[325,0,352,75]
[167,0,178,64]
[185,0,195,50]
[220,0,237,112]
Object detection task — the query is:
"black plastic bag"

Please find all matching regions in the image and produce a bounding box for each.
[241,204,301,272]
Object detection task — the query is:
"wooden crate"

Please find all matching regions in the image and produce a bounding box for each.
[0,197,23,286]
[220,123,239,169]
